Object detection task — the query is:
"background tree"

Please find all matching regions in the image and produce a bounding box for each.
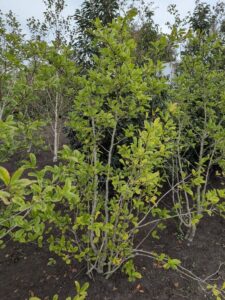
[33,42,79,162]
[0,11,46,161]
[189,0,225,35]
[168,31,225,241]
[26,0,79,162]
[128,1,175,64]
[0,10,24,120]
[74,0,120,69]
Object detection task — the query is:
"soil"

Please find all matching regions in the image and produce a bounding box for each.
[0,153,225,300]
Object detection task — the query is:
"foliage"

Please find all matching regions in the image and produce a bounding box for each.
[27,0,80,161]
[207,282,225,300]
[0,10,24,119]
[189,0,225,35]
[0,1,225,298]
[168,31,225,241]
[27,0,75,43]
[29,281,89,300]
[129,1,175,65]
[0,116,45,162]
[0,11,47,161]
[27,41,79,161]
[0,17,176,280]
[74,0,119,68]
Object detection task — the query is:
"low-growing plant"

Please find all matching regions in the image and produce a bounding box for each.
[29,281,89,300]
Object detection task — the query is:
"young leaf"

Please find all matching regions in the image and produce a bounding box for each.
[11,167,25,184]
[0,190,11,205]
[0,167,10,186]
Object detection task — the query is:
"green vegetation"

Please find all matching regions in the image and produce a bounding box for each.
[0,0,225,299]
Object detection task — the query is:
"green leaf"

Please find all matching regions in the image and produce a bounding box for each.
[0,167,10,186]
[17,179,36,187]
[151,230,160,240]
[80,282,89,293]
[47,257,56,266]
[29,153,37,167]
[163,258,181,270]
[75,281,81,293]
[11,167,25,185]
[206,190,220,205]
[133,271,142,279]
[126,8,138,19]
[0,190,11,205]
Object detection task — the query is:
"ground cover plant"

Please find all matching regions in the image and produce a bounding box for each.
[0,0,225,299]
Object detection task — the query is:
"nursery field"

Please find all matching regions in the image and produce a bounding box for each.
[1,0,225,299]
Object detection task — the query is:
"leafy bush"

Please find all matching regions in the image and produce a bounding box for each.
[168,32,225,241]
[0,16,176,279]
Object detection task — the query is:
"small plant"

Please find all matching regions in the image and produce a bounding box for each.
[207,282,225,300]
[29,281,89,300]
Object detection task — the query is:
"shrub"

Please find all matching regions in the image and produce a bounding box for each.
[0,16,175,279]
[168,32,225,241]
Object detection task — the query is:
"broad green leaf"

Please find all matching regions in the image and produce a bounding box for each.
[17,179,36,187]
[75,281,80,292]
[11,167,25,185]
[80,282,89,293]
[0,167,10,186]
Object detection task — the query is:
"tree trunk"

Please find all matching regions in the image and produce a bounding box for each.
[185,224,196,243]
[53,92,59,162]
[0,102,6,121]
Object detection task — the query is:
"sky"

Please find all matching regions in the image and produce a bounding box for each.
[0,0,219,33]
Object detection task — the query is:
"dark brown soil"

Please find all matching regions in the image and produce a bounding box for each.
[0,215,224,300]
[0,153,225,300]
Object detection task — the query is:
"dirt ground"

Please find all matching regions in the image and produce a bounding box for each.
[0,215,224,300]
[0,153,225,300]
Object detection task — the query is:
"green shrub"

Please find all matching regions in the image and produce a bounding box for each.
[0,16,175,279]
